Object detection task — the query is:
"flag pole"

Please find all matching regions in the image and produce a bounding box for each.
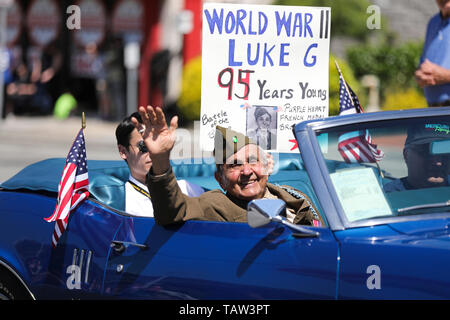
[334,60,384,178]
[82,112,86,130]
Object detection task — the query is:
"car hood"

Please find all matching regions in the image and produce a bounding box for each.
[387,217,450,248]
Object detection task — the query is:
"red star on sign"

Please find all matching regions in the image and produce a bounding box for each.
[289,139,298,151]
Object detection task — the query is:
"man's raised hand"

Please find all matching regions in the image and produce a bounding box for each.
[132,105,178,174]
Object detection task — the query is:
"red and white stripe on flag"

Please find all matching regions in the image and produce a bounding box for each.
[337,65,384,164]
[45,129,89,248]
[338,130,384,164]
[51,216,68,249]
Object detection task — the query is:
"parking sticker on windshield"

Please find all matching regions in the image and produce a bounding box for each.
[330,167,392,222]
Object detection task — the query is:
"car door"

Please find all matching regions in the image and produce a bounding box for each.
[293,110,450,299]
[103,216,339,299]
[33,200,125,299]
[335,219,450,299]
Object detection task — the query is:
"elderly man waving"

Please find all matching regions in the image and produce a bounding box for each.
[133,105,321,227]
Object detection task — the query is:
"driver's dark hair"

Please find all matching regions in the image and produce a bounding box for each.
[115,112,142,150]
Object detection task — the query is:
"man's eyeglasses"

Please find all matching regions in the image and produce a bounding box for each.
[137,140,148,153]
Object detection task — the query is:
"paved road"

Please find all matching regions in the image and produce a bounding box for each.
[0,115,118,183]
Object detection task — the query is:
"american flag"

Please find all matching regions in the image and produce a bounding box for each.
[44,129,89,248]
[338,71,363,115]
[337,67,384,163]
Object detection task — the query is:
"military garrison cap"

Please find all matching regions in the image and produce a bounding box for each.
[214,126,256,164]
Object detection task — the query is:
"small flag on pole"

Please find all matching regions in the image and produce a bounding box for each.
[44,128,89,248]
[338,70,363,116]
[336,61,384,163]
[337,130,384,163]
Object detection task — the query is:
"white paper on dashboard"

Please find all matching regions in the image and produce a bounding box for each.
[330,167,392,222]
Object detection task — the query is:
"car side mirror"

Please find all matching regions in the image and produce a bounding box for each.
[247,199,286,228]
[247,199,319,238]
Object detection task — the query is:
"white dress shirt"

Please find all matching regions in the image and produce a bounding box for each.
[125,175,204,217]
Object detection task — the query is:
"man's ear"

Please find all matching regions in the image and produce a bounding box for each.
[214,171,227,190]
[118,144,128,161]
[403,148,408,162]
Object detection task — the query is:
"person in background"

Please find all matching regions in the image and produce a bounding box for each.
[104,37,126,121]
[415,0,450,107]
[116,112,204,217]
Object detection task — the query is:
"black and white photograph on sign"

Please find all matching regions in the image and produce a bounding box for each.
[246,105,277,150]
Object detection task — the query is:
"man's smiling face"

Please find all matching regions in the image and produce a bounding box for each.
[215,144,269,201]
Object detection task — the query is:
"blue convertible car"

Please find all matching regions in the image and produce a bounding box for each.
[0,108,449,300]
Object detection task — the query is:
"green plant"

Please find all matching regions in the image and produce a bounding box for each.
[382,87,428,110]
[329,55,365,116]
[346,41,423,101]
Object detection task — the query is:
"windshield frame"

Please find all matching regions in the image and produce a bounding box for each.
[294,107,450,231]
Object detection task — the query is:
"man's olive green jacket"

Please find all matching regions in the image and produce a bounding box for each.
[147,167,321,227]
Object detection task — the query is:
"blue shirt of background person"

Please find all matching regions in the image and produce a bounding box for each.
[416,1,450,106]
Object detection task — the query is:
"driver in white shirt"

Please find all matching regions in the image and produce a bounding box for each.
[116,112,204,216]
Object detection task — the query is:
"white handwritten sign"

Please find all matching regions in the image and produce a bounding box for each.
[200,3,330,152]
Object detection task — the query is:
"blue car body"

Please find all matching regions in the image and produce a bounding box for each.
[0,108,449,299]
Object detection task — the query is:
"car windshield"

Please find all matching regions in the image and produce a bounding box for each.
[315,116,450,223]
